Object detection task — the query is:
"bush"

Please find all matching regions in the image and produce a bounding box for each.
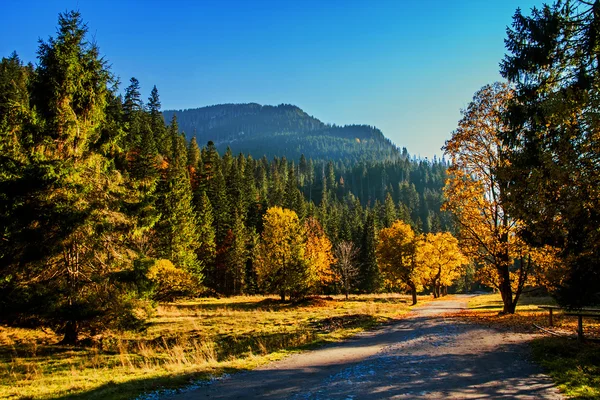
[147,259,201,301]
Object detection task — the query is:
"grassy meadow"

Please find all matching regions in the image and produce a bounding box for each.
[0,294,421,400]
[463,293,600,399]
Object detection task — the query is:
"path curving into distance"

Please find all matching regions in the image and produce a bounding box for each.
[165,295,562,399]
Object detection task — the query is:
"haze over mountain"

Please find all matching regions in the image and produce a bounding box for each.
[162,103,404,163]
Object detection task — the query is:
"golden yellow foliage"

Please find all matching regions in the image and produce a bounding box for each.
[416,232,468,297]
[376,220,425,304]
[442,83,557,313]
[254,207,307,301]
[147,259,200,301]
[304,217,337,291]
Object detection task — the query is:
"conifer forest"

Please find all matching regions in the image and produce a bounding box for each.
[1,3,600,398]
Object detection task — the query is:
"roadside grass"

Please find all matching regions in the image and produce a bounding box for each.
[461,293,600,399]
[0,294,421,400]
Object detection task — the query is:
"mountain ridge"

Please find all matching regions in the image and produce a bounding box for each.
[162,103,402,164]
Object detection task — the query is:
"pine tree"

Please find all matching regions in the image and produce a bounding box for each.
[358,211,380,293]
[147,85,169,156]
[155,117,202,277]
[228,211,249,295]
[1,11,144,343]
[122,77,144,148]
[195,191,216,268]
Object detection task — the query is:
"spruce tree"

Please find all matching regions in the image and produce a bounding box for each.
[155,117,202,277]
[358,211,380,293]
[1,11,144,343]
[147,85,169,157]
[195,191,216,278]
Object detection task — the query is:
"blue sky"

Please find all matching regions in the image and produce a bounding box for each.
[0,0,541,159]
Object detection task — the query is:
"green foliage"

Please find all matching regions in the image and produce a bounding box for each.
[531,338,600,399]
[501,0,600,307]
[162,104,401,164]
[0,9,458,345]
[155,120,202,277]
[0,11,147,343]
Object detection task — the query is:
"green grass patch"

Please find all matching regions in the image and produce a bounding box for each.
[0,294,422,399]
[531,337,600,399]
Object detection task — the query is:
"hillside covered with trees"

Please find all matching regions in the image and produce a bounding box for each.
[0,11,456,345]
[162,104,402,164]
[2,0,596,353]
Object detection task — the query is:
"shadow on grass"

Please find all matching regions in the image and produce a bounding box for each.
[167,295,411,313]
[165,297,335,313]
[54,316,562,400]
[0,343,90,359]
[53,370,218,400]
[341,296,409,304]
[531,337,600,398]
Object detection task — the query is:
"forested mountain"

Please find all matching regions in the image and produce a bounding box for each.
[0,11,454,343]
[162,104,401,164]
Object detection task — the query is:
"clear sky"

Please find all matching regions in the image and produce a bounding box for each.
[0,0,542,159]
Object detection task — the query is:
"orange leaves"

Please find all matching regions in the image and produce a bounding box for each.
[443,83,524,287]
[304,217,336,288]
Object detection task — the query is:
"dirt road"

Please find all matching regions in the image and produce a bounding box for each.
[166,296,562,399]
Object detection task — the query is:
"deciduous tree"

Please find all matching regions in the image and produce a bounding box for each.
[334,241,360,299]
[443,83,536,314]
[376,220,423,305]
[304,217,336,293]
[417,232,467,298]
[255,207,307,301]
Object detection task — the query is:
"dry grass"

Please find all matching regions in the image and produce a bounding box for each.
[0,293,422,399]
[457,293,600,338]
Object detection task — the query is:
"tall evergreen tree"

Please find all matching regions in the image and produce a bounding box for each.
[147,85,169,156]
[357,211,380,293]
[1,11,143,343]
[155,117,202,277]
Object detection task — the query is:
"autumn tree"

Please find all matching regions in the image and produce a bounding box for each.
[417,232,467,298]
[304,217,336,293]
[255,207,307,301]
[376,220,424,305]
[500,0,600,307]
[443,82,537,314]
[334,241,360,299]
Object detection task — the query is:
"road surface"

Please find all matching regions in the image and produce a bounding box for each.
[166,295,561,399]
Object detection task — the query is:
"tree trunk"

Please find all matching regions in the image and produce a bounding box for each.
[410,285,417,305]
[60,320,78,345]
[499,266,516,314]
[280,290,285,302]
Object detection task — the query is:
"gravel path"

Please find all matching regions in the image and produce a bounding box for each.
[166,295,562,399]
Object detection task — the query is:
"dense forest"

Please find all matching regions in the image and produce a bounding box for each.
[3,0,598,348]
[0,12,452,343]
[162,104,403,165]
